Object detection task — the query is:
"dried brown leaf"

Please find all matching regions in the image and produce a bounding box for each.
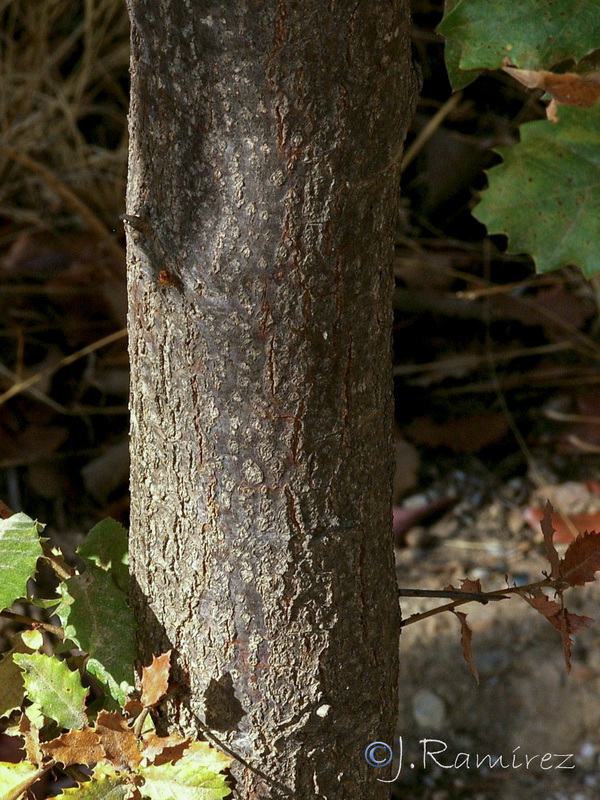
[452,611,479,683]
[517,589,592,672]
[518,589,563,630]
[566,610,594,633]
[41,727,104,767]
[141,651,172,709]
[405,412,509,453]
[557,609,573,673]
[551,608,592,672]
[503,66,600,108]
[443,578,483,595]
[458,578,483,594]
[518,589,571,670]
[560,530,600,586]
[541,501,561,578]
[519,588,562,620]
[140,732,192,766]
[96,711,142,771]
[524,505,600,544]
[19,714,43,767]
[123,697,144,719]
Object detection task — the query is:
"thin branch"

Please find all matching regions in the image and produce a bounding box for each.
[41,543,74,581]
[0,362,66,413]
[399,577,555,628]
[133,707,150,739]
[398,588,508,602]
[5,765,53,800]
[192,715,295,798]
[0,609,63,638]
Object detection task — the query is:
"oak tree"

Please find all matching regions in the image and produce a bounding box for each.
[125,1,418,797]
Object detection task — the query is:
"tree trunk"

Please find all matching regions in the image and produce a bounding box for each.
[125,2,417,798]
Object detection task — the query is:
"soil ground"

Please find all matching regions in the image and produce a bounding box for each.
[392,460,600,800]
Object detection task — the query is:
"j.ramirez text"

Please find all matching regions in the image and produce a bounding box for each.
[421,739,574,771]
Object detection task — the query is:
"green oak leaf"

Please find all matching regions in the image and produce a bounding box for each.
[441,0,482,89]
[443,36,482,90]
[77,519,129,591]
[24,702,45,729]
[139,741,232,800]
[475,104,600,276]
[0,760,41,800]
[438,0,600,73]
[61,764,135,799]
[21,629,44,650]
[13,652,88,730]
[28,596,62,609]
[0,633,39,718]
[0,513,44,612]
[57,565,137,705]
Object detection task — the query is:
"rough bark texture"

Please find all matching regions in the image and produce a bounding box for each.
[126,1,417,798]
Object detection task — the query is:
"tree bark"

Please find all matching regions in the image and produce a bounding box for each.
[126,2,417,798]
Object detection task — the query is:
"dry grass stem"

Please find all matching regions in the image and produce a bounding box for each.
[0,0,129,242]
[0,327,127,407]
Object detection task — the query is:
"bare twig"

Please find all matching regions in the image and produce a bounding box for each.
[5,765,53,800]
[41,543,74,582]
[0,609,63,638]
[400,577,556,628]
[133,707,151,739]
[398,588,508,602]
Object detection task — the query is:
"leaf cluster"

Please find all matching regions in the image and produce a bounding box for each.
[0,513,231,800]
[402,502,600,681]
[438,0,600,276]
